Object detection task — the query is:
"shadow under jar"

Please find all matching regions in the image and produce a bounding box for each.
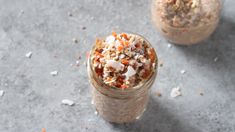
[152,0,222,45]
[87,33,158,123]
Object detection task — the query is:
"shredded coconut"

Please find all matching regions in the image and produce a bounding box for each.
[61,99,75,106]
[25,51,32,58]
[0,90,4,97]
[106,35,115,44]
[180,70,186,74]
[50,71,58,76]
[125,66,136,80]
[170,87,181,98]
[105,60,124,71]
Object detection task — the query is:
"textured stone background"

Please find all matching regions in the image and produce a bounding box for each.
[0,0,234,132]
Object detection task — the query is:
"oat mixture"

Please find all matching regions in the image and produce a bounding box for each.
[91,32,156,89]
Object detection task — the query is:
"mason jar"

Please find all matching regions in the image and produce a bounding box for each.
[87,33,158,123]
[151,0,222,45]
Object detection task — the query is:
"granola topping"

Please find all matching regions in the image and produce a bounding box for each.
[91,32,156,89]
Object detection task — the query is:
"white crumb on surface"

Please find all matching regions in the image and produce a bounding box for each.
[50,71,58,76]
[170,87,181,98]
[180,70,186,74]
[167,44,172,48]
[214,57,218,62]
[0,90,4,97]
[76,60,80,65]
[94,110,98,115]
[61,99,75,106]
[25,51,32,58]
[91,100,94,105]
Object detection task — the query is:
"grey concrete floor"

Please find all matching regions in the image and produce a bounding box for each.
[0,0,234,132]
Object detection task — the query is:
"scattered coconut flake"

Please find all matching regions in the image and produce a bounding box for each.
[105,35,115,44]
[170,87,181,98]
[0,90,4,97]
[119,54,125,59]
[76,60,80,66]
[106,60,124,71]
[91,100,94,105]
[25,51,32,58]
[180,70,186,74]
[124,66,136,79]
[61,99,75,106]
[50,71,58,76]
[214,57,218,62]
[94,110,98,115]
[167,44,172,48]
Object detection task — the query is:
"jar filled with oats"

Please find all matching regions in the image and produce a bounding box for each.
[87,32,158,123]
[152,0,222,45]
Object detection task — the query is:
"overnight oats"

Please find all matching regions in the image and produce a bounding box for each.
[87,32,158,123]
[152,0,222,45]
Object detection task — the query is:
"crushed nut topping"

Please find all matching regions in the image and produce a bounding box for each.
[91,32,156,89]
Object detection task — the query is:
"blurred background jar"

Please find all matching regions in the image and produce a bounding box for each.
[151,0,222,45]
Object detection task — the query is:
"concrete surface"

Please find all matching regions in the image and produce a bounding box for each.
[0,0,234,132]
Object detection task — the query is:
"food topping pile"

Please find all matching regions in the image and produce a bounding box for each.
[91,32,156,89]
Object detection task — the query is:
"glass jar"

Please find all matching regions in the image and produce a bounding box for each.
[151,0,222,45]
[87,34,158,123]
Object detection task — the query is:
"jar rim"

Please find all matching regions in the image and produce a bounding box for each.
[88,32,158,92]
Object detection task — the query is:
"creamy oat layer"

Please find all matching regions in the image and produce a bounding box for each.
[91,32,156,89]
